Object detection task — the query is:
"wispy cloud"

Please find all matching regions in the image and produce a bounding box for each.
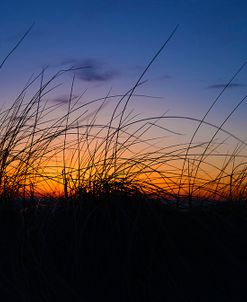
[157,74,172,80]
[206,83,246,89]
[51,95,78,104]
[61,58,119,82]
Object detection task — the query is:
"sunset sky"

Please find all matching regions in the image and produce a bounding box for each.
[1,0,247,143]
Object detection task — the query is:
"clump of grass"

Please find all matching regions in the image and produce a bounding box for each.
[0,26,246,208]
[1,26,247,302]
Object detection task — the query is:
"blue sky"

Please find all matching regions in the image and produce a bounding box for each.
[0,0,247,140]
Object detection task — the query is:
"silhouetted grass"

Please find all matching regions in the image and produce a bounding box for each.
[0,57,246,205]
[0,26,247,301]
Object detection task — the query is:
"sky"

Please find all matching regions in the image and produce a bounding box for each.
[0,0,247,143]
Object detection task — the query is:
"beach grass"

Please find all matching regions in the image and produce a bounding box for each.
[0,27,247,301]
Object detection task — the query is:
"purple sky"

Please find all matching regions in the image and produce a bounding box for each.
[0,0,247,143]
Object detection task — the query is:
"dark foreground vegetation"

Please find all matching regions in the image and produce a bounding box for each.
[0,26,247,301]
[1,196,247,302]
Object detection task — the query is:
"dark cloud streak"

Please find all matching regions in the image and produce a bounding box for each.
[206,83,246,89]
[61,57,119,82]
[51,95,78,104]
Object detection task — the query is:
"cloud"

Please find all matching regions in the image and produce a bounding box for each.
[206,83,246,89]
[61,58,119,82]
[51,95,78,104]
[158,74,172,80]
